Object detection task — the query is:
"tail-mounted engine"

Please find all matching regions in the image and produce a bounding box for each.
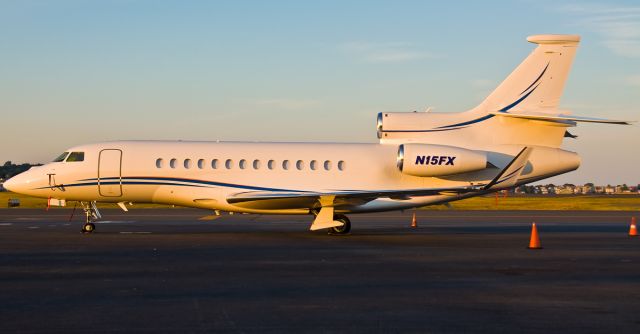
[377,111,464,142]
[397,144,487,177]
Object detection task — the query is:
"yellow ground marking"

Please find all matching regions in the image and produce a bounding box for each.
[198,215,222,221]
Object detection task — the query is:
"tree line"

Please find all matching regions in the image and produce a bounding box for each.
[1,161,42,179]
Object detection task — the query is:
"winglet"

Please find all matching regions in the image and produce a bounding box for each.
[484,147,534,190]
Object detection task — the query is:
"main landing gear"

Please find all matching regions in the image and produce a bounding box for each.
[80,201,101,233]
[309,196,351,235]
[329,214,351,235]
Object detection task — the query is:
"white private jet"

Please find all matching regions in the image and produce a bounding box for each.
[4,34,631,234]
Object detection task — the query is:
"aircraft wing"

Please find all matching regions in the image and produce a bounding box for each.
[483,147,533,190]
[227,185,480,208]
[227,147,532,209]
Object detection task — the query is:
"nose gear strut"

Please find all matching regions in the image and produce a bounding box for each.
[80,201,101,233]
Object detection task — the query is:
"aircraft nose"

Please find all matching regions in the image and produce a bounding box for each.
[3,177,17,192]
[3,172,31,194]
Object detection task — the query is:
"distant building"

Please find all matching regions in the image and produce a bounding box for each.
[583,184,595,194]
[556,186,574,195]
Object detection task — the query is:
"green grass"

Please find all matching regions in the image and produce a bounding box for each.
[1,191,639,211]
[424,195,640,211]
[0,192,173,209]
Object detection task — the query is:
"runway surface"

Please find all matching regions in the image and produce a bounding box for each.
[0,208,639,333]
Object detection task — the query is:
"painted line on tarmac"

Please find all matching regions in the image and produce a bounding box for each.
[370,214,631,219]
[198,215,222,221]
[0,223,13,226]
[9,215,69,218]
[27,226,40,229]
[112,214,207,217]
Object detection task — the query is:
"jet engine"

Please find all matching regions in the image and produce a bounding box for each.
[397,144,487,177]
[377,111,447,140]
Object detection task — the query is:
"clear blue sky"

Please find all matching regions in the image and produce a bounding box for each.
[0,0,638,185]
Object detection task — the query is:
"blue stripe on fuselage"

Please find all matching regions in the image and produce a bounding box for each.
[72,176,306,193]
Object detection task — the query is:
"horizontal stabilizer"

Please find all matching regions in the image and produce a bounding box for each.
[489,111,632,125]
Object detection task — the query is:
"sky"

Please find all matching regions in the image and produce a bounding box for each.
[0,0,638,185]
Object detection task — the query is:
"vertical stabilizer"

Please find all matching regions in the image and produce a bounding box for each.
[477,34,580,114]
[378,35,585,148]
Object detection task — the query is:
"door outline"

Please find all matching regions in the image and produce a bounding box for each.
[98,149,123,197]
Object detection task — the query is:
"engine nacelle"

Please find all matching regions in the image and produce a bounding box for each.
[397,144,487,177]
[377,111,446,140]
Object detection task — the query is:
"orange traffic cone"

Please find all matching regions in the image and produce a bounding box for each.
[528,223,542,249]
[411,212,417,228]
[629,217,637,237]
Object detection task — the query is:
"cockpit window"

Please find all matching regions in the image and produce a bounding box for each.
[66,152,85,162]
[53,152,69,162]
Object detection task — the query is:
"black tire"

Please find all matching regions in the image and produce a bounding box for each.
[330,214,351,234]
[82,223,95,233]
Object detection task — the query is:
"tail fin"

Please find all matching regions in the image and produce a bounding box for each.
[378,35,591,148]
[477,34,580,114]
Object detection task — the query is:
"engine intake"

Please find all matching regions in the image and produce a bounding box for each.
[397,144,487,177]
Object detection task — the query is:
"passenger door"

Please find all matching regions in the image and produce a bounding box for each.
[98,149,122,197]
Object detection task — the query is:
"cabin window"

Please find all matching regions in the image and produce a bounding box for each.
[324,160,332,171]
[225,159,233,169]
[212,159,218,169]
[310,160,317,170]
[170,158,177,168]
[53,152,69,162]
[197,159,205,169]
[338,160,345,171]
[296,160,304,170]
[156,158,163,168]
[66,152,84,162]
[282,160,290,170]
[184,159,192,169]
[239,159,247,169]
[268,160,275,170]
[253,159,261,169]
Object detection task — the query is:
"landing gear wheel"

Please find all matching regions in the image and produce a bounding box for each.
[82,223,95,233]
[330,214,351,235]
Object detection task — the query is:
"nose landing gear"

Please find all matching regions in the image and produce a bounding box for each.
[80,201,101,233]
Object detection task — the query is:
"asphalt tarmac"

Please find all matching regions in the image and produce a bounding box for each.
[0,208,639,333]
